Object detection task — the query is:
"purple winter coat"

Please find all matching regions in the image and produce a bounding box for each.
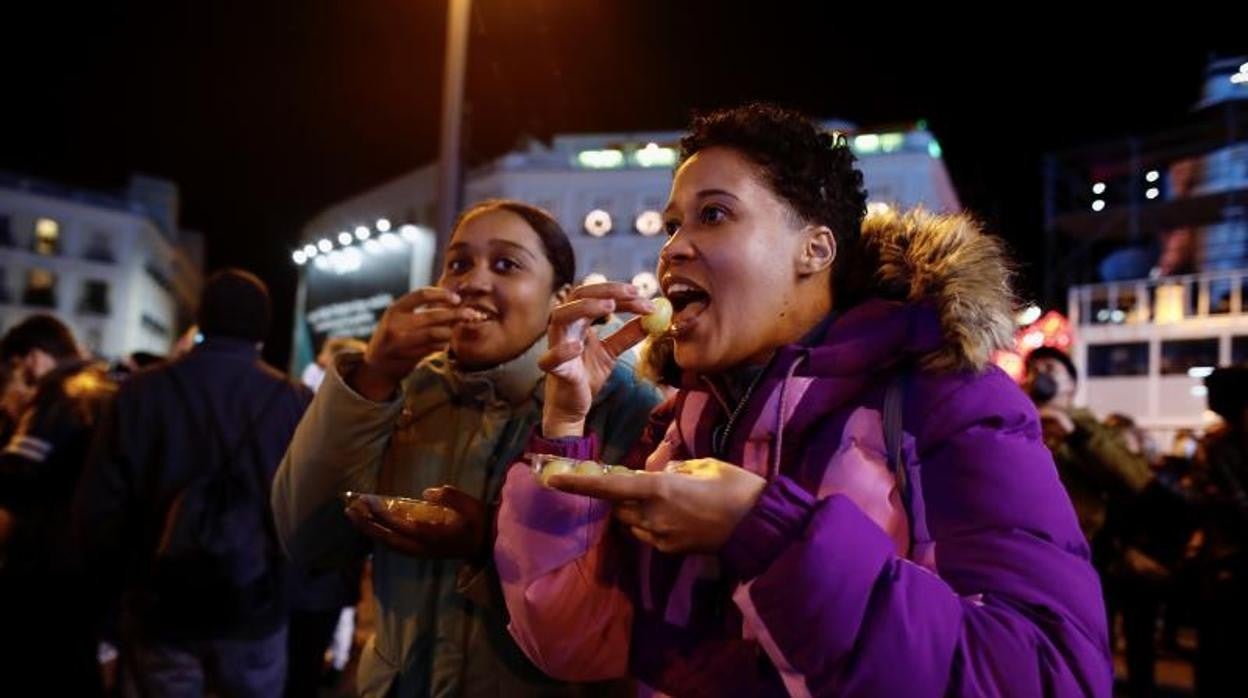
[494,210,1111,697]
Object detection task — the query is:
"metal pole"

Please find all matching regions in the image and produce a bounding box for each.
[432,0,471,281]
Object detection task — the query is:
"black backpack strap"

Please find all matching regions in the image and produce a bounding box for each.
[883,372,907,490]
[165,368,289,545]
[207,378,290,552]
[883,368,931,559]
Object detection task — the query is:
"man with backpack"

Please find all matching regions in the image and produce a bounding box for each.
[77,269,312,697]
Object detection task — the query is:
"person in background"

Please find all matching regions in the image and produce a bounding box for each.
[285,336,368,698]
[76,270,312,698]
[0,314,116,696]
[1101,413,1198,697]
[1191,366,1248,696]
[0,358,35,446]
[301,337,368,393]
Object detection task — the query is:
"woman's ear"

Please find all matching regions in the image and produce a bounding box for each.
[797,225,836,277]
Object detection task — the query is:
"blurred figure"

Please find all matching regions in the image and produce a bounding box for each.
[1171,428,1200,461]
[76,270,312,698]
[1024,347,1154,541]
[1192,366,1248,696]
[1024,347,1157,694]
[107,351,168,383]
[1102,413,1200,697]
[0,358,35,445]
[300,336,367,393]
[1105,413,1159,468]
[0,314,116,696]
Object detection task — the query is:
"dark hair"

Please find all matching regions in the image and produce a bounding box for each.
[455,200,576,291]
[1026,346,1078,384]
[197,268,272,342]
[1,314,79,362]
[1103,413,1137,430]
[1207,366,1248,424]
[679,103,868,306]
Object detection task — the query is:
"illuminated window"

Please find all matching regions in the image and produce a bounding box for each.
[576,149,625,169]
[34,218,60,255]
[853,134,880,154]
[879,133,905,153]
[633,143,677,168]
[23,268,57,307]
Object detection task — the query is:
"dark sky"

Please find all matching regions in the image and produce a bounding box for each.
[1,2,1243,367]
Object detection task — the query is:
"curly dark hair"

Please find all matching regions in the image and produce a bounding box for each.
[679,103,868,306]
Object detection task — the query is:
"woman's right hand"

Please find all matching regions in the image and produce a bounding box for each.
[349,287,481,401]
[538,283,654,437]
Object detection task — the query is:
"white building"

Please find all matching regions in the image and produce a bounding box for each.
[290,122,961,372]
[0,173,203,360]
[1054,56,1248,440]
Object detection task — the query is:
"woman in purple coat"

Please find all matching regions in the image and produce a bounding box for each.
[493,104,1111,697]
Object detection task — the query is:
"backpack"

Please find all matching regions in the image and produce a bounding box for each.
[148,368,289,635]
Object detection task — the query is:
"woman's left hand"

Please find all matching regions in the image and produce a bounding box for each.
[345,485,487,559]
[547,458,767,554]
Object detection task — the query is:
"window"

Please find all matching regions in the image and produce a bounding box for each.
[145,261,173,294]
[141,313,170,338]
[78,280,111,315]
[0,214,12,247]
[22,268,57,307]
[84,232,115,263]
[1161,338,1220,376]
[1232,336,1248,365]
[34,218,60,255]
[1087,342,1149,377]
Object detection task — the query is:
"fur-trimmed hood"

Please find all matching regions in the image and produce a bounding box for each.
[858,208,1016,373]
[639,208,1017,382]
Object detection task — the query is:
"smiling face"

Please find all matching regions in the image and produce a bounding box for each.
[658,146,835,374]
[437,208,565,370]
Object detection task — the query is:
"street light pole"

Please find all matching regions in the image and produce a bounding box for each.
[432,0,471,279]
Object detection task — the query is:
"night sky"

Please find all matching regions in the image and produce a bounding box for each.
[2,2,1243,367]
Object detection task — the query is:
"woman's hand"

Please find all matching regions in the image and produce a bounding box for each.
[344,486,487,559]
[349,287,483,401]
[539,283,654,437]
[547,458,767,554]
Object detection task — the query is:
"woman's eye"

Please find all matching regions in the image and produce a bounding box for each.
[699,205,727,225]
[492,258,520,273]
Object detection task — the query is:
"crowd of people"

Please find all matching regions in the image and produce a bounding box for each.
[1,103,1244,697]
